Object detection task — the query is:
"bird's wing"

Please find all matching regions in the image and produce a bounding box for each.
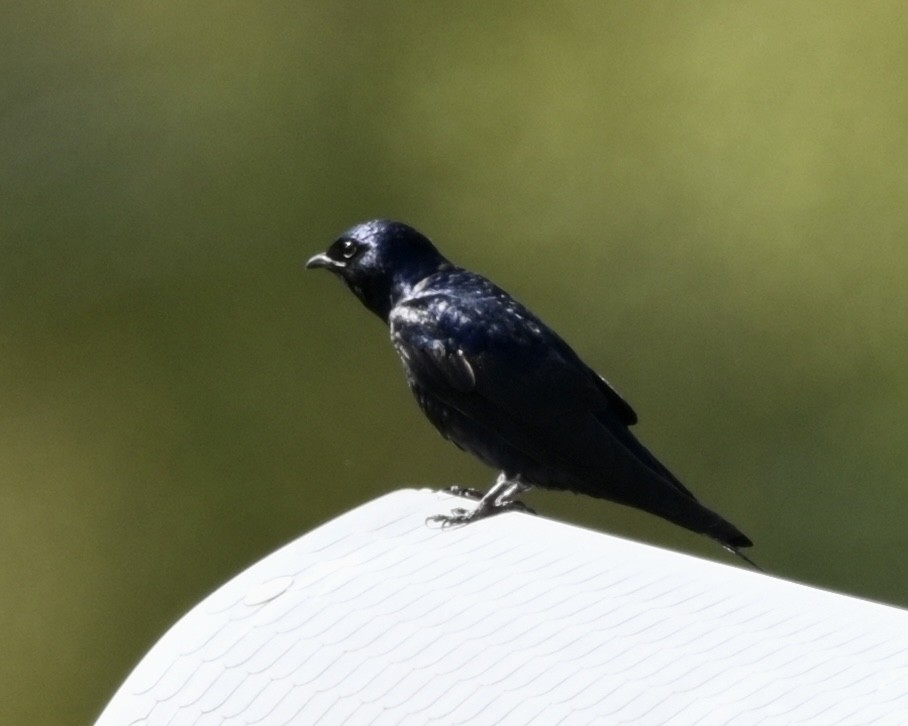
[391,291,699,504]
[391,291,635,424]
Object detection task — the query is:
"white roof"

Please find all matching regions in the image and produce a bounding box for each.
[96,489,908,725]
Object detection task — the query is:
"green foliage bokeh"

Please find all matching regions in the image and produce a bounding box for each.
[2,2,907,723]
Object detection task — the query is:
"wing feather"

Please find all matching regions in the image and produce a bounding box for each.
[391,292,634,422]
[389,292,640,479]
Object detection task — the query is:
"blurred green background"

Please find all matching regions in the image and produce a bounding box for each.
[3,1,908,723]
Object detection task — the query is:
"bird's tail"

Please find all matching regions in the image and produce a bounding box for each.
[582,414,762,570]
[636,485,763,571]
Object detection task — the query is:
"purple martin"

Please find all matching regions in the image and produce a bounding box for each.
[307,220,758,567]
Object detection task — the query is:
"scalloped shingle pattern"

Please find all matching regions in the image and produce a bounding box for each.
[97,489,908,725]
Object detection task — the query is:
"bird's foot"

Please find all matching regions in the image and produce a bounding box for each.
[428,474,536,528]
[426,498,536,529]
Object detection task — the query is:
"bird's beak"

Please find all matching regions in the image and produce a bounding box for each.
[306,252,343,271]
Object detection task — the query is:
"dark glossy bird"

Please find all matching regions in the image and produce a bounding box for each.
[307,220,758,567]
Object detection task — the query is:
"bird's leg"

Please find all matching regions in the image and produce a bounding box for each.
[461,473,516,518]
[427,473,535,527]
[492,478,535,514]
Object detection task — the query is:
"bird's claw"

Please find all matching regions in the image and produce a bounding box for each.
[425,510,474,529]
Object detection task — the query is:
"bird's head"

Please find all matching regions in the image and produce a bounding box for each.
[306,220,451,322]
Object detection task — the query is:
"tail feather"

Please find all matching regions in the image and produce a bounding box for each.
[724,544,764,572]
[702,512,763,571]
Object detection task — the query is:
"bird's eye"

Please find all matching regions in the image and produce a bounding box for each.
[339,239,358,260]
